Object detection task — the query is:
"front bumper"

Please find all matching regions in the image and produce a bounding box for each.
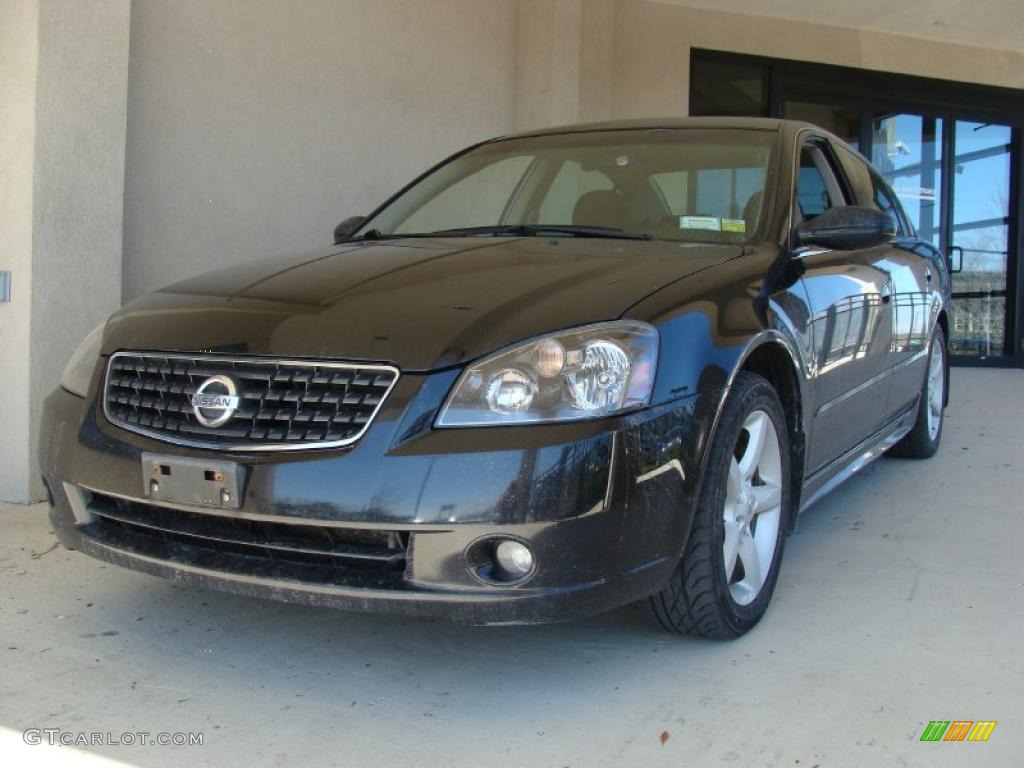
[39,372,715,625]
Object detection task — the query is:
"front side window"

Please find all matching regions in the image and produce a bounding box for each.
[835,144,875,206]
[836,143,909,237]
[796,145,843,219]
[869,170,908,236]
[355,129,776,244]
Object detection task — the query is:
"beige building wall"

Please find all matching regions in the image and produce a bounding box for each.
[0,0,129,503]
[650,0,1024,64]
[0,0,40,503]
[609,1,1024,120]
[122,0,519,300]
[29,1,131,502]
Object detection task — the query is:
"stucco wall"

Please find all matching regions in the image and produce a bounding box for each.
[0,0,40,502]
[122,0,519,300]
[28,0,130,502]
[0,0,129,503]
[651,0,1024,63]
[611,0,1024,120]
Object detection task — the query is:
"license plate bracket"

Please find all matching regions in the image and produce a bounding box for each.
[141,452,245,509]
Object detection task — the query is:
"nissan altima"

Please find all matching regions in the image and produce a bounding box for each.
[40,118,950,637]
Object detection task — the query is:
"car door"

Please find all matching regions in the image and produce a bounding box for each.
[832,142,936,419]
[794,136,895,473]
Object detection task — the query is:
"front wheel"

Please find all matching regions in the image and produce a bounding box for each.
[646,372,791,638]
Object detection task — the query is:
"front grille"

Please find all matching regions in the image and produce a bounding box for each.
[84,492,409,586]
[104,352,399,450]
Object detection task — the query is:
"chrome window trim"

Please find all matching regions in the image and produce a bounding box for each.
[103,351,400,453]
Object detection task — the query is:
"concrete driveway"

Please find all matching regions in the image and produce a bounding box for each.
[1,368,1021,768]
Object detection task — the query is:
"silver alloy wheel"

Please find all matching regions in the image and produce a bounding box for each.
[723,410,783,606]
[926,337,945,440]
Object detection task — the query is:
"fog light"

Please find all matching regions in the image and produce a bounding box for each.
[495,540,534,578]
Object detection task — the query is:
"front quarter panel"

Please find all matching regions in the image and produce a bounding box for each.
[631,246,811,401]
[626,245,814,482]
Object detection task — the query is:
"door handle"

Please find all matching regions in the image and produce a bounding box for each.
[948,245,964,273]
[879,282,892,303]
[925,267,932,282]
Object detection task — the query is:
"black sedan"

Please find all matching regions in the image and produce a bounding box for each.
[40,118,949,637]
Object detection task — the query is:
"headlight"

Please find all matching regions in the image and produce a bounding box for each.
[436,321,658,426]
[60,323,105,397]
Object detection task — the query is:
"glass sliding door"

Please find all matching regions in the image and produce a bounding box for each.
[949,121,1012,358]
[871,114,1013,358]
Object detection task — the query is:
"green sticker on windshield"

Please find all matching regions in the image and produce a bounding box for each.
[722,218,746,233]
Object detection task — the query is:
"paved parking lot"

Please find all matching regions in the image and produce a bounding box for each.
[1,368,1021,768]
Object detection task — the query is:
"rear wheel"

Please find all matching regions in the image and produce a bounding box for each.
[646,372,791,638]
[889,325,946,459]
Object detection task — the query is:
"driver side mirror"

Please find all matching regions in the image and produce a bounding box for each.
[795,206,896,252]
[333,215,366,244]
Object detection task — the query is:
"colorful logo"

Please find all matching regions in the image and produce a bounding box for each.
[920,721,997,742]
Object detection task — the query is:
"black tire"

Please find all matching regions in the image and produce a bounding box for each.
[645,372,792,638]
[888,325,946,459]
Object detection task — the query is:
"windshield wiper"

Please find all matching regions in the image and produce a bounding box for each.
[350,224,654,242]
[426,224,653,240]
[348,229,419,242]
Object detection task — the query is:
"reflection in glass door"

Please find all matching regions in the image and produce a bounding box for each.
[949,121,1011,357]
[871,114,1013,358]
[871,114,943,247]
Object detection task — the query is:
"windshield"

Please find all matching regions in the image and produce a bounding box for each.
[354,128,775,244]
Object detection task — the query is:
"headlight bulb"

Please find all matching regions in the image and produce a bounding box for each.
[532,339,566,378]
[566,340,631,411]
[485,369,536,414]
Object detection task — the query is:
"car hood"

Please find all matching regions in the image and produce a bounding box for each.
[104,237,740,371]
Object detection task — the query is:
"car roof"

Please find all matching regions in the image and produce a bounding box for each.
[498,116,815,141]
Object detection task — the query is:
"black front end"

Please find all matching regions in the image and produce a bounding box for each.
[40,350,714,625]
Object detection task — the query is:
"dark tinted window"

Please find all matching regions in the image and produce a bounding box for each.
[690,57,769,117]
[796,146,841,218]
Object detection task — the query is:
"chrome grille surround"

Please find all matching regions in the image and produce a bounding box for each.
[103,351,400,452]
